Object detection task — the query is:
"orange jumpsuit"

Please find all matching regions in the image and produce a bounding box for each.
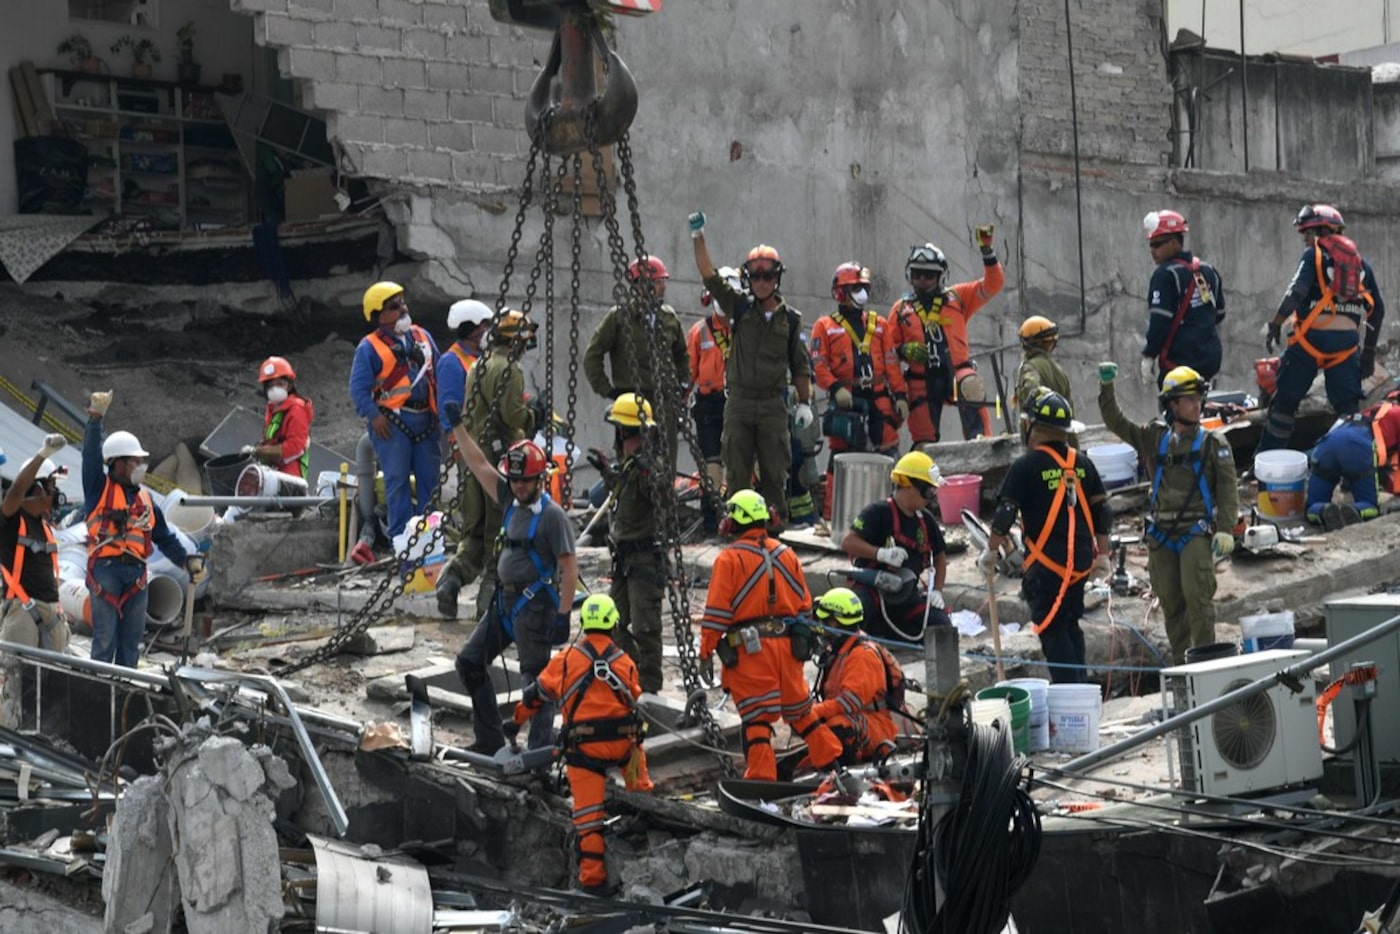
[814,634,901,763]
[699,528,843,780]
[514,632,653,889]
[887,258,1005,443]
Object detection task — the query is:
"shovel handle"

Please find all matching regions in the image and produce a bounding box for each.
[984,570,1007,683]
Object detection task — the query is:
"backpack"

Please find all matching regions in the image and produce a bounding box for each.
[871,640,908,714]
[1320,234,1364,303]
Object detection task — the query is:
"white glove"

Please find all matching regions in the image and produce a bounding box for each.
[793,402,814,430]
[39,433,66,458]
[977,548,999,576]
[833,387,854,410]
[1138,357,1155,386]
[929,589,946,610]
[876,545,908,567]
[89,390,113,417]
[239,444,257,456]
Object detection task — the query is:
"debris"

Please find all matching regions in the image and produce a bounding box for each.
[345,625,415,656]
[358,722,409,752]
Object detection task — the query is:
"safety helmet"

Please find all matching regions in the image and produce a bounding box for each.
[498,439,550,480]
[1159,365,1210,401]
[626,255,669,282]
[606,392,654,429]
[813,587,864,628]
[580,593,620,632]
[258,356,296,383]
[102,430,149,462]
[1025,389,1080,431]
[36,459,68,481]
[1018,315,1059,348]
[1294,203,1346,233]
[493,309,537,343]
[447,299,493,332]
[744,244,782,269]
[726,489,772,527]
[905,243,948,279]
[891,450,942,490]
[1143,210,1188,241]
[362,281,404,321]
[830,261,872,302]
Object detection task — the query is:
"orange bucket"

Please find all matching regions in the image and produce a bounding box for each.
[547,453,570,503]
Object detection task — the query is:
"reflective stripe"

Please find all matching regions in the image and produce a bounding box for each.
[86,480,154,562]
[367,328,438,412]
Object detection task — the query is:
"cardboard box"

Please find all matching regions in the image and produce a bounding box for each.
[283,170,339,222]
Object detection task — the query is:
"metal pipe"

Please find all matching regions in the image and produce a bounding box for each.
[1058,610,1400,775]
[177,495,332,508]
[0,640,170,689]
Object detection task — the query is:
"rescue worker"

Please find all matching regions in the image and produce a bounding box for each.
[1304,395,1400,529]
[1,434,70,652]
[982,391,1110,684]
[446,405,577,755]
[698,489,843,780]
[252,356,313,480]
[591,393,666,693]
[786,329,821,528]
[688,268,737,535]
[349,281,441,539]
[689,212,815,524]
[83,391,201,668]
[506,593,652,897]
[1099,363,1238,664]
[840,451,951,643]
[1260,204,1386,451]
[436,298,494,442]
[1139,210,1225,386]
[583,255,688,473]
[437,310,540,619]
[811,261,909,519]
[811,587,904,764]
[1016,316,1074,433]
[888,225,1003,443]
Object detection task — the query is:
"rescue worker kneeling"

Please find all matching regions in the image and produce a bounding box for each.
[1306,396,1400,529]
[811,588,905,765]
[699,490,843,780]
[507,594,652,897]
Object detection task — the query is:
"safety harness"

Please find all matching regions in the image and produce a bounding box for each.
[86,480,153,612]
[707,315,731,361]
[1023,445,1096,635]
[1,514,58,625]
[494,493,558,641]
[835,310,878,389]
[1157,256,1218,372]
[1145,427,1213,554]
[1287,238,1373,371]
[713,539,808,667]
[263,399,311,478]
[899,294,951,373]
[557,640,643,769]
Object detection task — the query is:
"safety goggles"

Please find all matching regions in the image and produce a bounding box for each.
[383,297,407,310]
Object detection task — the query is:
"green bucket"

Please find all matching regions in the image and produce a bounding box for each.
[975,685,1032,754]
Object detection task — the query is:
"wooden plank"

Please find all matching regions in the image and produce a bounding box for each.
[21,61,54,130]
[9,66,37,137]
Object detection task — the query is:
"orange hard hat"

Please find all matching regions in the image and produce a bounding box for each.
[258,356,296,382]
[830,261,871,301]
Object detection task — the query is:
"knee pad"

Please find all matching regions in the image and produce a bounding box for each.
[956,367,986,403]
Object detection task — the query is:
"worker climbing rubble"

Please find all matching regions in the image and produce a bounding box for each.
[811,587,908,765]
[1139,209,1226,387]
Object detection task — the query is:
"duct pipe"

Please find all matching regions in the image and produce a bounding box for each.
[145,573,184,629]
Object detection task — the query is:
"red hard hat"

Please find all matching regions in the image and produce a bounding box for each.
[258,356,296,382]
[1143,210,1188,241]
[498,440,549,480]
[831,261,871,297]
[1294,204,1346,232]
[626,255,669,282]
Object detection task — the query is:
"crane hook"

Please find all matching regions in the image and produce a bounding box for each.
[524,19,638,155]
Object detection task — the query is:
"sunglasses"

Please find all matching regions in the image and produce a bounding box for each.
[748,270,778,282]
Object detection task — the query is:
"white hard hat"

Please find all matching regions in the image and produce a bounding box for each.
[37,458,68,480]
[102,430,149,461]
[447,299,493,331]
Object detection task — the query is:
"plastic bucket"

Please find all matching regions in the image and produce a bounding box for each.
[830,453,894,544]
[1185,641,1239,664]
[58,579,91,629]
[1254,450,1307,522]
[1240,611,1295,653]
[937,474,982,525]
[1046,683,1102,753]
[236,464,310,499]
[1086,443,1139,490]
[204,453,253,496]
[976,685,1031,754]
[1000,678,1050,752]
[969,697,1012,739]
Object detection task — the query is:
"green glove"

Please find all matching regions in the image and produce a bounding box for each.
[1098,362,1118,384]
[902,341,928,364]
[688,211,706,238]
[1211,532,1235,558]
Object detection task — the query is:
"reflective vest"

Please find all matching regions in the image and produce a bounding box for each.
[263,395,312,479]
[1289,244,1374,371]
[367,327,437,412]
[87,479,154,562]
[2,513,57,605]
[1022,445,1097,635]
[447,342,479,372]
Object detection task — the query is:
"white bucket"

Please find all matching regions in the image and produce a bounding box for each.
[969,697,1012,732]
[145,573,185,629]
[1254,450,1307,522]
[1086,443,1139,490]
[1001,678,1050,752]
[58,579,91,627]
[1046,683,1102,753]
[165,502,216,547]
[1240,610,1296,653]
[236,464,310,499]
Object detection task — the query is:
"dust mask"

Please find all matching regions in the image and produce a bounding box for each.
[394,314,413,335]
[130,464,148,486]
[266,385,289,405]
[849,287,869,310]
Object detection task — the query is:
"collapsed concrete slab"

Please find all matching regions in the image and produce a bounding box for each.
[103,776,177,934]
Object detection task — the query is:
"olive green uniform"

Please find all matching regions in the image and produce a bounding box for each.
[605,450,666,693]
[1100,381,1238,663]
[705,273,810,519]
[584,301,688,472]
[1018,347,1078,446]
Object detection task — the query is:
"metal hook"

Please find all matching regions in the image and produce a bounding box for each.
[525,19,638,155]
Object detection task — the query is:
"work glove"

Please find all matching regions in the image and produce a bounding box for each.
[186,555,207,580]
[38,433,66,459]
[586,447,613,474]
[833,386,854,410]
[239,444,257,456]
[1098,362,1118,384]
[901,341,928,365]
[975,224,995,254]
[793,402,814,430]
[895,397,910,422]
[552,611,571,646]
[1211,532,1236,558]
[876,545,908,567]
[928,589,946,610]
[1361,345,1377,379]
[1137,357,1155,387]
[701,653,715,687]
[88,389,113,417]
[525,394,550,432]
[688,210,706,239]
[443,402,462,428]
[1266,319,1282,354]
[977,548,999,577]
[501,718,521,746]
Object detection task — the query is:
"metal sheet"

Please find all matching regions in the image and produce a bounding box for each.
[0,403,83,502]
[198,404,350,485]
[309,834,432,934]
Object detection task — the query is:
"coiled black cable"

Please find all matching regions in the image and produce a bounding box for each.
[902,720,1042,934]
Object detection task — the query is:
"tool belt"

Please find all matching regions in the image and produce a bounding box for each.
[717,617,808,668]
[611,537,660,559]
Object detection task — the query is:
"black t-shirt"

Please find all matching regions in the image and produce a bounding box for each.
[850,498,946,574]
[0,510,58,603]
[995,444,1105,573]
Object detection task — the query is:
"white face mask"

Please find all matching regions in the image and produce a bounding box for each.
[266,385,289,405]
[393,314,413,335]
[849,287,869,309]
[130,464,148,486]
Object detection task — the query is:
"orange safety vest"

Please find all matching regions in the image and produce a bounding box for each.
[1287,247,1375,371]
[1021,445,1097,635]
[2,513,58,605]
[367,327,437,412]
[447,343,479,372]
[688,316,729,395]
[87,479,155,562]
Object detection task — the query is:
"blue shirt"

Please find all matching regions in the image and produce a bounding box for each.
[348,326,441,422]
[81,417,187,566]
[437,341,479,433]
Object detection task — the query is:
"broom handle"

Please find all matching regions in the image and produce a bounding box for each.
[985,570,1006,682]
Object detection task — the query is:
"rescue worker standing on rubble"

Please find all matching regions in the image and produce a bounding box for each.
[83,391,201,668]
[811,587,905,765]
[1099,363,1238,664]
[584,255,688,474]
[689,212,815,525]
[1,435,70,652]
[811,261,908,519]
[983,391,1110,683]
[840,451,951,643]
[888,225,1004,444]
[688,269,736,536]
[252,356,313,480]
[1139,210,1225,387]
[436,310,541,620]
[1260,204,1386,451]
[446,404,577,755]
[507,593,652,897]
[350,281,441,541]
[1016,316,1075,435]
[699,489,843,780]
[1304,392,1400,529]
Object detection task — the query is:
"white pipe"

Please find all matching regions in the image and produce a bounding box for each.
[145,573,184,629]
[58,580,91,627]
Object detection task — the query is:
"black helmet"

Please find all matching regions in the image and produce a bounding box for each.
[1025,388,1080,430]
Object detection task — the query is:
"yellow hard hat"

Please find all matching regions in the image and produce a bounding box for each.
[727,489,771,526]
[891,450,941,489]
[362,281,404,321]
[606,393,654,428]
[813,587,864,627]
[580,594,620,632]
[1160,365,1209,401]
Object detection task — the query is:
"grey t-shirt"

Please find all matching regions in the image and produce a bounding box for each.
[495,476,576,587]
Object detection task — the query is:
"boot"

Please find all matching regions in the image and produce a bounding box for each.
[1339,504,1363,526]
[1320,503,1344,532]
[435,568,462,619]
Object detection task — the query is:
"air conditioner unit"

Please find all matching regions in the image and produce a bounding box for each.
[1163,649,1322,797]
